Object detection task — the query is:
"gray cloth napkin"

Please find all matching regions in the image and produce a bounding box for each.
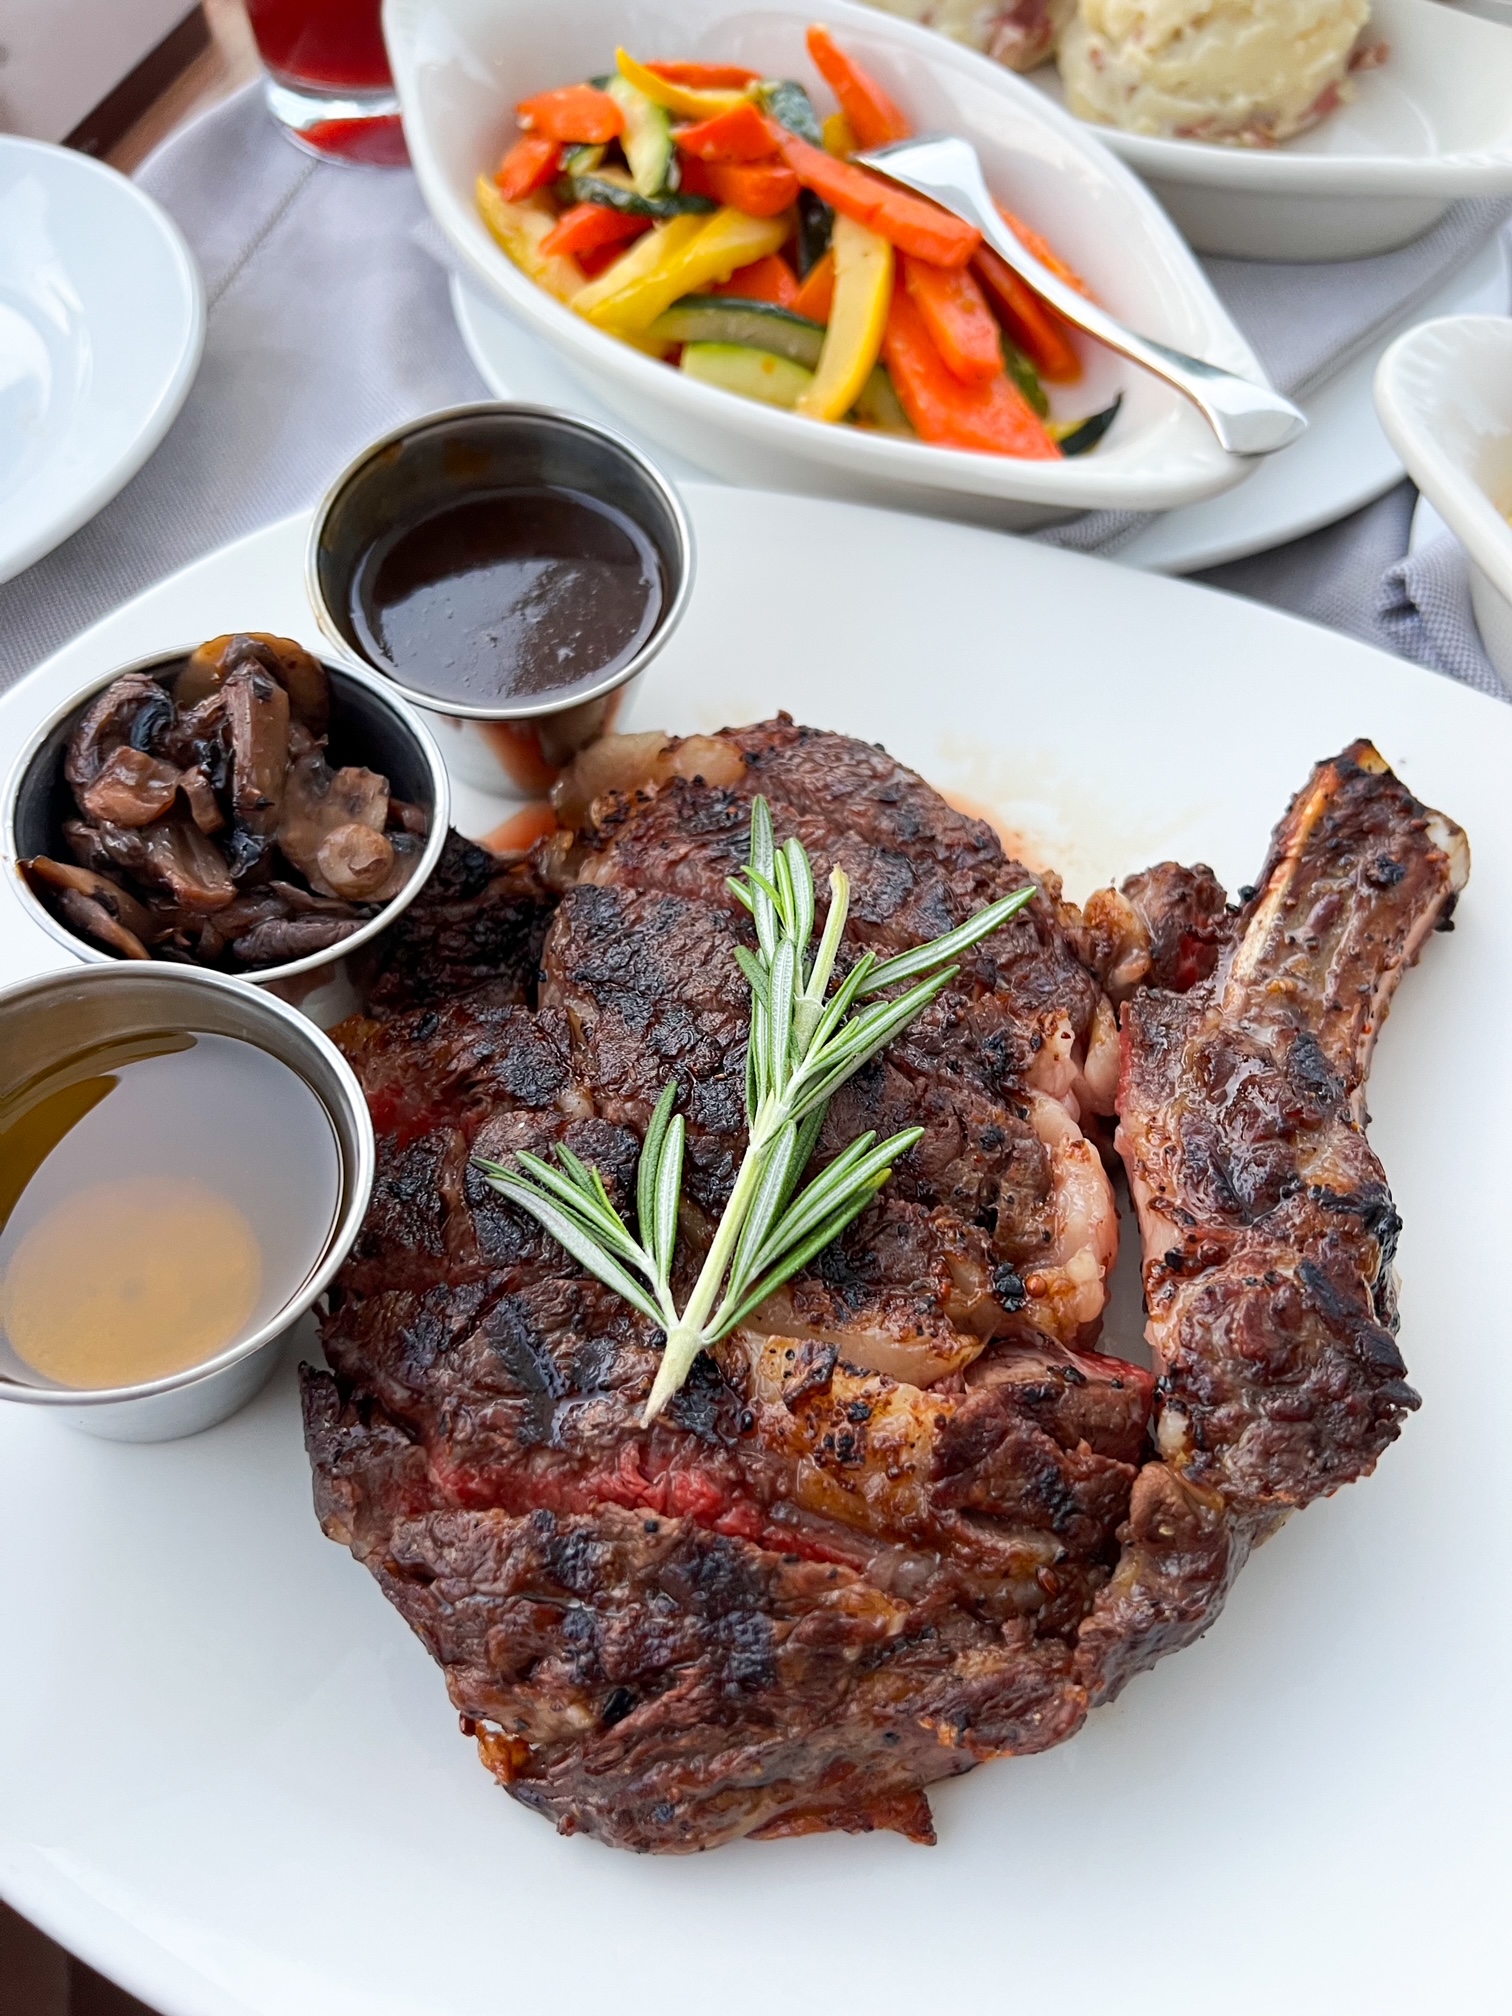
[0,81,1505,705]
[1378,528,1506,699]
[1199,478,1510,703]
[0,86,481,693]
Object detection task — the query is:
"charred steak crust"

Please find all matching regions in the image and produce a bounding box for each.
[1081,740,1468,1702]
[362,829,555,1016]
[305,724,1463,1848]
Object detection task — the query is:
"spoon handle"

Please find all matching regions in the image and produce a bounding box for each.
[858,140,1307,458]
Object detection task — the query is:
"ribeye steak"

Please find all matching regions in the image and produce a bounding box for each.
[303,722,1465,1850]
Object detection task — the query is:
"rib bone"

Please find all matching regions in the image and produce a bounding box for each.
[1077,742,1467,1703]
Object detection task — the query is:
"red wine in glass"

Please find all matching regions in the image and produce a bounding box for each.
[245,0,408,164]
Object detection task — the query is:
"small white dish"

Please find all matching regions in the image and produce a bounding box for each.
[1375,312,1512,682]
[451,228,1509,572]
[1029,0,1512,261]
[0,136,204,584]
[385,0,1269,530]
[1408,490,1449,550]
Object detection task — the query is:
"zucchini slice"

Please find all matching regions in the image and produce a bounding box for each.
[756,79,824,147]
[756,79,832,274]
[793,193,833,278]
[561,142,606,178]
[851,364,913,436]
[1053,393,1123,457]
[568,168,715,219]
[1000,337,1049,419]
[648,297,826,368]
[681,343,816,409]
[607,74,676,198]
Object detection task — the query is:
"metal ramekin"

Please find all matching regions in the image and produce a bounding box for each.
[0,963,374,1441]
[305,402,694,802]
[3,646,450,1027]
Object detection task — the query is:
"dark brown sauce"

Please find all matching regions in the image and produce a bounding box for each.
[351,487,664,706]
[0,1031,339,1390]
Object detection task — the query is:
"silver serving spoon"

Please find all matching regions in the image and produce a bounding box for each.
[855,134,1307,457]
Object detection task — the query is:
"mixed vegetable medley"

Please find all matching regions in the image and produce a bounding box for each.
[475,26,1120,459]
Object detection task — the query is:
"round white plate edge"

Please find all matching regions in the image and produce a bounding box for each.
[1,500,1510,2016]
[0,139,206,585]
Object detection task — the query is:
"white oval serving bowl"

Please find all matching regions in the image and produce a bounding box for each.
[1028,0,1512,261]
[1374,313,1512,684]
[0,136,204,583]
[384,0,1267,529]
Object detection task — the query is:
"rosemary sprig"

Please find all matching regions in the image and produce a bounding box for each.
[475,797,1033,1423]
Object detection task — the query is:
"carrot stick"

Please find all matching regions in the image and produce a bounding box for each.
[675,100,780,162]
[901,255,1002,384]
[687,158,799,217]
[541,203,651,261]
[972,247,1081,384]
[791,248,834,322]
[805,26,910,149]
[881,283,1060,458]
[494,135,561,202]
[764,125,979,267]
[712,253,800,307]
[516,85,624,144]
[999,207,1091,296]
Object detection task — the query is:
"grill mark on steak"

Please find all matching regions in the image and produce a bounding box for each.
[364,830,555,1016]
[565,722,1118,1334]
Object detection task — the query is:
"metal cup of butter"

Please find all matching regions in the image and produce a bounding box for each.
[305,403,694,808]
[3,646,450,1028]
[0,963,374,1442]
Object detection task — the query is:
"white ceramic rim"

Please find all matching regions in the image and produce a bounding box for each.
[0,136,206,583]
[1373,313,1512,603]
[305,400,697,721]
[1,644,453,984]
[384,0,1266,513]
[0,960,376,1410]
[1039,0,1512,194]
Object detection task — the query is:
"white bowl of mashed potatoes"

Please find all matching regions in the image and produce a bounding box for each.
[1059,0,1375,149]
[1027,0,1512,258]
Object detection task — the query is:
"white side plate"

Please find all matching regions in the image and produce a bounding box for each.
[1028,0,1512,259]
[0,136,204,584]
[0,498,1509,2016]
[1117,229,1510,572]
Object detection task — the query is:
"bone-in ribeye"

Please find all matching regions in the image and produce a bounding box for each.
[302,722,1465,1850]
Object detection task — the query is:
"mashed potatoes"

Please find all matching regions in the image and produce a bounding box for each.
[861,0,1076,72]
[1058,0,1373,145]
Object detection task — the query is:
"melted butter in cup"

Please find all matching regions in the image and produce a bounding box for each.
[1,1176,263,1388]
